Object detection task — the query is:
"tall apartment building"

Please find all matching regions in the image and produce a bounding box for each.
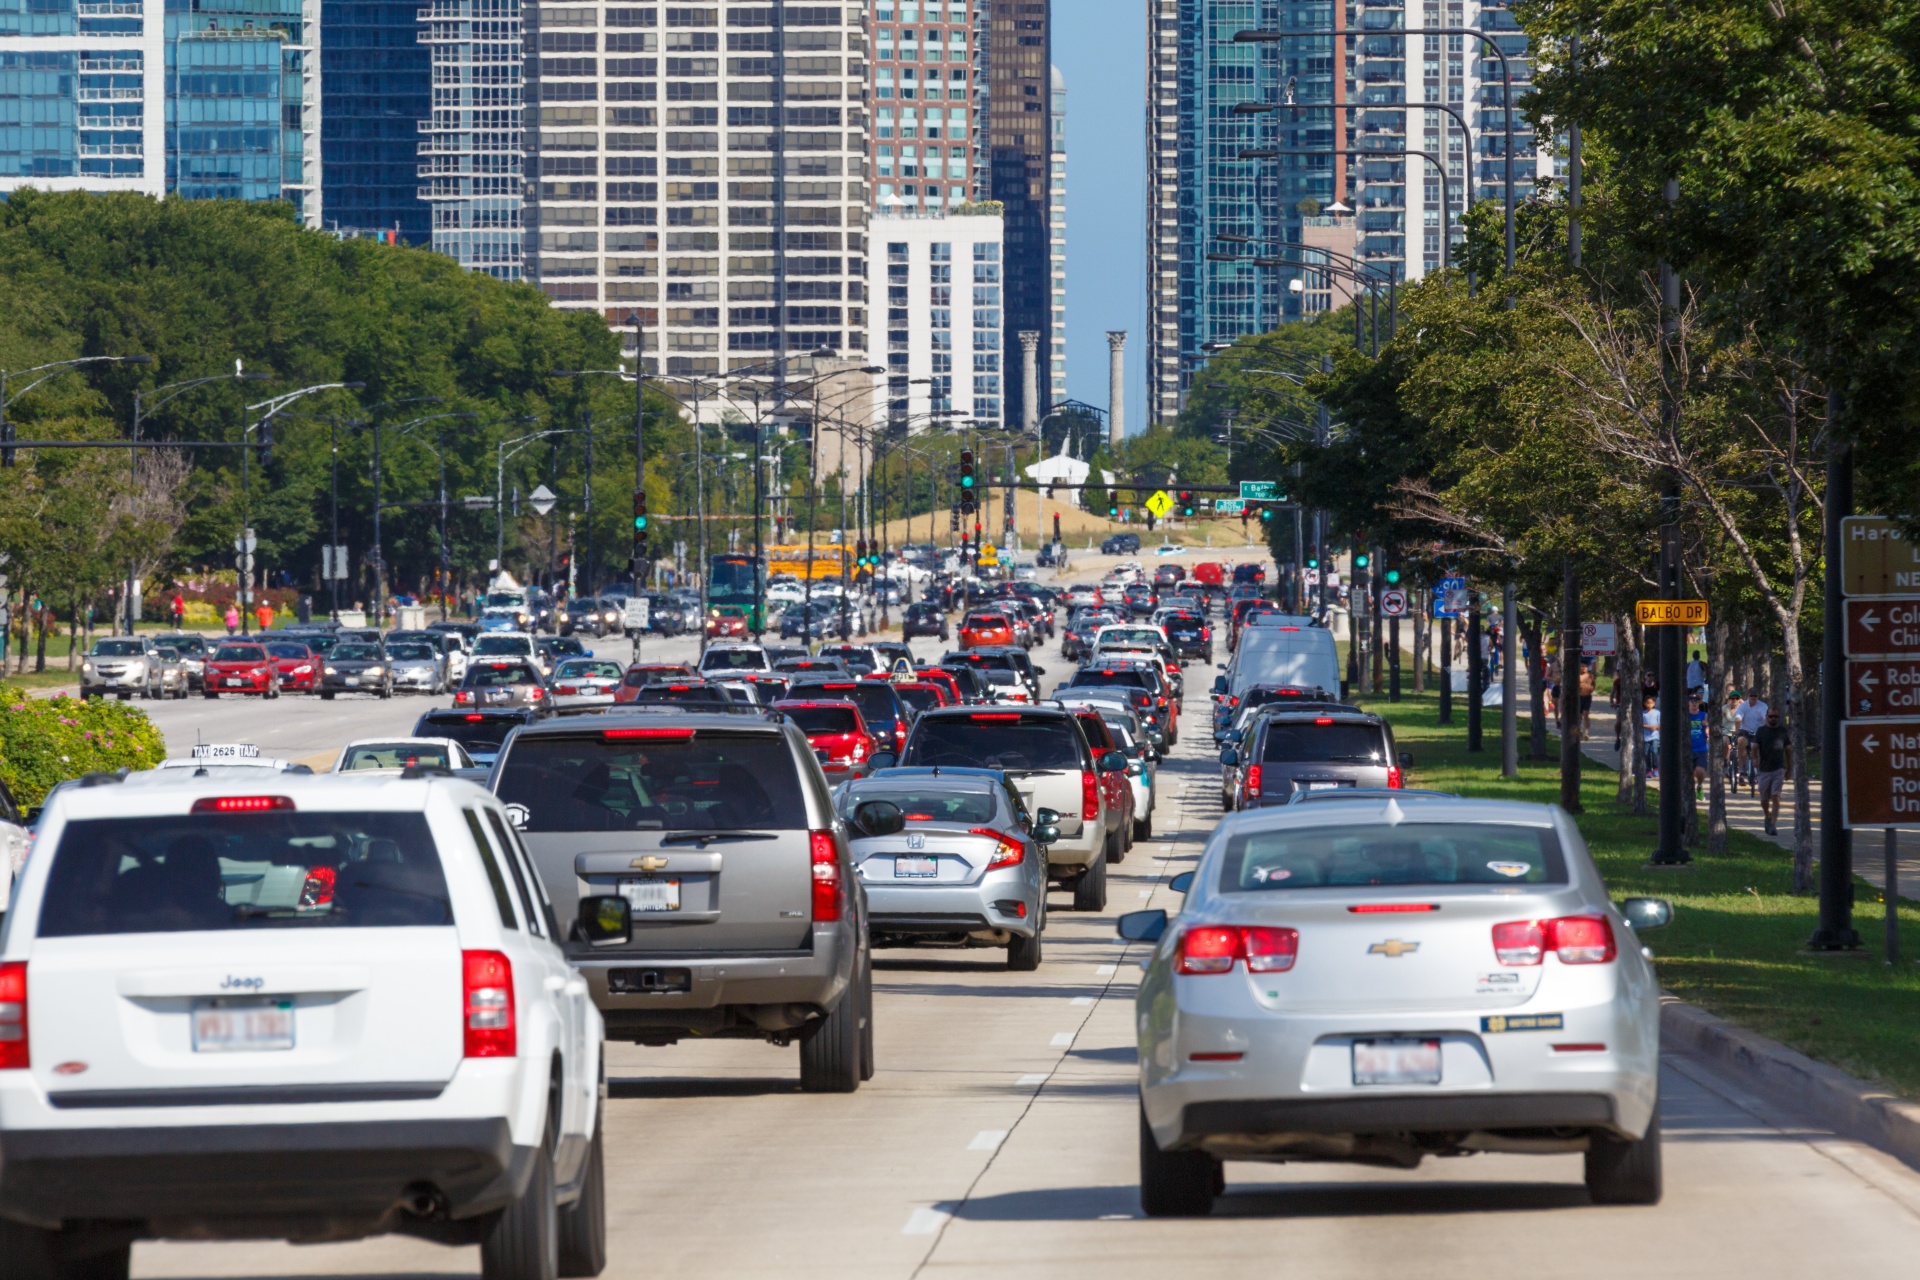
[520,2,869,379]
[981,0,1047,430]
[1145,0,1337,423]
[867,0,974,215]
[417,0,522,278]
[322,0,431,240]
[0,0,321,224]
[869,208,1001,426]
[1045,60,1061,409]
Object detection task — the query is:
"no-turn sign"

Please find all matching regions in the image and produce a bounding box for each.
[1380,588,1408,617]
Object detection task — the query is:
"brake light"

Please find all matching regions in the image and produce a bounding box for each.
[190,796,295,814]
[0,962,26,1069]
[811,829,842,922]
[465,713,485,721]
[462,950,516,1058]
[1279,626,1300,632]
[1242,927,1300,973]
[1349,903,1438,913]
[298,866,337,909]
[557,685,578,695]
[1082,770,1099,821]
[1387,766,1403,788]
[971,712,1021,721]
[972,827,1025,870]
[1314,717,1334,725]
[1492,916,1617,966]
[1177,926,1298,975]
[1246,765,1262,797]
[528,687,543,699]
[455,691,473,704]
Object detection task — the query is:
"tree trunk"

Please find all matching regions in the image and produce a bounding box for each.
[1413,600,1427,694]
[66,594,78,673]
[1783,628,1815,895]
[1616,615,1638,808]
[34,606,48,674]
[1523,615,1549,760]
[1559,564,1583,813]
[1706,615,1729,854]
[1629,616,1650,815]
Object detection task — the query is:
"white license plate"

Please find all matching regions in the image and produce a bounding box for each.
[1352,1038,1442,1086]
[224,678,244,687]
[345,677,360,685]
[620,876,681,912]
[894,856,938,878]
[1306,781,1345,790]
[192,998,295,1053]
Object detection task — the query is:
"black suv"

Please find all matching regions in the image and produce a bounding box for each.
[1221,709,1410,808]
[901,601,949,640]
[1101,533,1142,555]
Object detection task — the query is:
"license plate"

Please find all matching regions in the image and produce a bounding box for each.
[224,678,243,687]
[1306,781,1347,791]
[894,856,937,878]
[1353,1038,1442,1086]
[620,876,681,912]
[345,677,360,685]
[192,998,295,1053]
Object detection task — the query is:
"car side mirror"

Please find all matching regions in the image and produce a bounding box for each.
[1116,909,1168,943]
[1100,750,1128,773]
[24,805,42,825]
[867,751,898,772]
[1398,751,1414,768]
[1033,665,1047,675]
[852,799,905,837]
[1037,823,1061,844]
[1621,897,1673,931]
[1212,676,1228,694]
[1226,729,1242,743]
[578,895,632,947]
[1220,747,1240,767]
[1170,871,1194,894]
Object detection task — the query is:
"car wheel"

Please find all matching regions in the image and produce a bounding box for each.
[1072,850,1108,912]
[1138,1103,1217,1217]
[1134,811,1153,841]
[798,966,864,1093]
[379,685,392,699]
[117,692,130,702]
[1585,1104,1662,1205]
[555,1110,607,1278]
[1007,927,1042,971]
[0,1217,131,1280]
[480,1134,558,1280]
[320,691,335,700]
[857,953,876,1082]
[204,690,218,699]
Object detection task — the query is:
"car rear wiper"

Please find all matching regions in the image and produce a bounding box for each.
[658,830,780,845]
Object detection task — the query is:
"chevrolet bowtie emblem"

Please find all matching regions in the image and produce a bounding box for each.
[632,856,669,871]
[1368,939,1420,958]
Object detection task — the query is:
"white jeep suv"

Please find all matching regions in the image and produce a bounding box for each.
[0,767,606,1280]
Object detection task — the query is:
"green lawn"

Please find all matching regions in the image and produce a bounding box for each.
[1349,689,1920,1098]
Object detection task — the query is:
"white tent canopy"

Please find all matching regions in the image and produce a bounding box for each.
[1025,450,1091,508]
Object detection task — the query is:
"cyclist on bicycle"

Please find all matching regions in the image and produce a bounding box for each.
[1734,691,1770,791]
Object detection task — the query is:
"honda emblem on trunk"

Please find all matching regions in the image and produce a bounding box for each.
[906,833,925,850]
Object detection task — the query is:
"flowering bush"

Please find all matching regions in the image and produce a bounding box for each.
[0,688,168,806]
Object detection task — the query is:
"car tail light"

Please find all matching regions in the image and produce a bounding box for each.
[0,962,26,1069]
[605,727,695,740]
[1315,717,1334,725]
[1177,926,1240,974]
[1176,925,1297,975]
[557,685,578,695]
[1081,770,1099,821]
[298,866,337,909]
[1245,765,1262,797]
[1242,927,1300,973]
[465,713,485,722]
[1387,766,1403,789]
[973,827,1024,870]
[190,796,294,814]
[971,712,1021,721]
[528,688,544,699]
[1493,916,1616,966]
[462,950,515,1058]
[1349,903,1437,914]
[811,829,842,922]
[455,690,473,705]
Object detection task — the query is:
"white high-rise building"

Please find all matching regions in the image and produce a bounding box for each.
[521,2,870,377]
[1047,62,1064,410]
[869,208,1003,428]
[418,0,525,279]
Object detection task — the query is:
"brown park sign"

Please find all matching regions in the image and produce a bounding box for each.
[1843,598,1920,658]
[1842,718,1920,828]
[1841,516,1920,597]
[1848,658,1920,719]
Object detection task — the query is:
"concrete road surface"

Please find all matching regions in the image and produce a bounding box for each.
[125,586,1920,1279]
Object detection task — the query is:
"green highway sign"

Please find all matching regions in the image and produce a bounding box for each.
[1240,481,1281,501]
[1213,498,1247,516]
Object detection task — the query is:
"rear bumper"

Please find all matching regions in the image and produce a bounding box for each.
[575,928,856,1040]
[864,877,1039,939]
[1175,1093,1618,1147]
[0,1118,528,1235]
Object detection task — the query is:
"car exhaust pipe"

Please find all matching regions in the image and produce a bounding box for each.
[400,1184,447,1218]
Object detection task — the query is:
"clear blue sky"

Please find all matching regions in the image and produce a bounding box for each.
[1054,0,1147,436]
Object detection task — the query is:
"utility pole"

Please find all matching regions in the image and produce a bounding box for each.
[1651,178,1691,865]
[1502,581,1519,779]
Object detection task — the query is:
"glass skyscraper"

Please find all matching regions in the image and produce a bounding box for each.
[320,0,430,240]
[416,0,521,279]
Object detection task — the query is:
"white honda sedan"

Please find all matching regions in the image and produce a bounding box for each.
[1120,795,1669,1215]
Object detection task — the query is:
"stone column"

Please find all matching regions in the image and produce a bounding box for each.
[1106,331,1127,447]
[1019,330,1041,433]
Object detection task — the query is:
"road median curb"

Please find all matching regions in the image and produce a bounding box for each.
[1661,992,1920,1171]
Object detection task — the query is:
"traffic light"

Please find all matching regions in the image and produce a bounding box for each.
[855,538,867,567]
[1385,567,1401,585]
[632,489,649,559]
[959,450,976,513]
[257,418,274,469]
[1307,554,1320,570]
[1178,490,1195,518]
[1354,552,1370,569]
[1107,493,1119,518]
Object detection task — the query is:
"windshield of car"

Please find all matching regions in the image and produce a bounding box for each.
[474,636,530,655]
[495,733,807,832]
[334,645,382,662]
[483,593,525,608]
[387,643,436,660]
[843,787,997,824]
[212,646,267,663]
[965,614,1009,629]
[1261,722,1389,764]
[701,648,767,670]
[1220,823,1566,892]
[781,704,860,735]
[90,640,146,657]
[945,652,1016,671]
[1102,629,1162,647]
[894,685,942,713]
[38,813,453,934]
[542,638,587,656]
[904,715,1085,771]
[558,659,622,679]
[263,644,307,660]
[340,743,453,771]
[467,663,539,687]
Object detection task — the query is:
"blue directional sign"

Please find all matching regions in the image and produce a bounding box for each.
[1434,575,1467,619]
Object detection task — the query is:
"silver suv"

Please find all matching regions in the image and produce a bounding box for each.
[78,638,160,700]
[492,711,875,1092]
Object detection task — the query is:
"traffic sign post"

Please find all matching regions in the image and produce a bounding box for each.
[1841,719,1920,828]
[1840,516,1920,597]
[1581,622,1618,656]
[1848,658,1920,719]
[1213,498,1246,517]
[1843,598,1920,657]
[1635,599,1708,626]
[1144,490,1173,520]
[1380,587,1408,617]
[1239,480,1281,501]
[1434,575,1466,619]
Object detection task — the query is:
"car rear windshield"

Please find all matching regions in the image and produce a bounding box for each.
[213,646,267,663]
[905,715,1085,771]
[91,640,146,657]
[474,637,529,655]
[37,813,453,935]
[634,684,730,705]
[1261,722,1389,764]
[495,733,807,832]
[946,652,1016,671]
[790,682,897,726]
[469,664,539,688]
[341,743,453,771]
[388,643,436,660]
[334,645,381,661]
[783,705,860,735]
[1069,670,1151,691]
[623,666,692,687]
[967,615,1009,628]
[1219,823,1566,892]
[558,660,622,679]
[421,715,523,753]
[702,649,766,670]
[895,685,942,713]
[845,787,997,824]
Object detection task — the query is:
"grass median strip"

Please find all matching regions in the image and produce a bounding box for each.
[1345,690,1920,1099]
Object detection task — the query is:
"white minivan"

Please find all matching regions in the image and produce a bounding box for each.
[1223,624,1341,701]
[0,767,606,1280]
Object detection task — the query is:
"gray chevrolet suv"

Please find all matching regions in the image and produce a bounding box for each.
[492,710,875,1092]
[1220,708,1411,808]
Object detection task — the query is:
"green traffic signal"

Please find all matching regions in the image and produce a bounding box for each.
[1260,507,1274,522]
[633,516,647,531]
[1385,568,1400,585]
[1307,557,1319,569]
[1354,553,1370,568]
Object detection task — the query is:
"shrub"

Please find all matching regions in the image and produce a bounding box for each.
[0,688,168,806]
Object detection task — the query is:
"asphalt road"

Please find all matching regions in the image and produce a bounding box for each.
[129,584,1920,1279]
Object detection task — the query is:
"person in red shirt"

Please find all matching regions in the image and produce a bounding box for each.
[171,593,185,630]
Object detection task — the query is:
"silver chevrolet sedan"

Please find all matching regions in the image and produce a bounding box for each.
[835,767,1056,971]
[1119,795,1670,1215]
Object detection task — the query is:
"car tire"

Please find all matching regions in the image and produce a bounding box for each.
[0,1218,130,1280]
[204,691,218,699]
[1138,1103,1217,1217]
[1134,811,1153,841]
[798,968,864,1094]
[1072,850,1108,912]
[1585,1104,1662,1205]
[480,1137,558,1280]
[1007,927,1042,971]
[379,685,392,699]
[555,1112,607,1278]
[320,691,335,700]
[857,953,876,1082]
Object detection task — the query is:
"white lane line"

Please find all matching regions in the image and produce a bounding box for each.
[1017,1072,1048,1086]
[968,1130,1008,1152]
[1051,1032,1076,1047]
[1137,890,1152,897]
[903,1206,952,1235]
[1095,964,1117,975]
[1070,996,1094,1006]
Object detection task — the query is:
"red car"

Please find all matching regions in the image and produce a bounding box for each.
[913,667,965,705]
[265,640,320,692]
[774,699,879,777]
[958,610,1015,650]
[203,641,280,699]
[1071,708,1135,846]
[888,680,950,717]
[705,605,749,639]
[613,662,697,704]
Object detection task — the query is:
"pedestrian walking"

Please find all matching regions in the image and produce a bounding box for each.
[1578,660,1596,736]
[1685,648,1707,701]
[255,600,273,632]
[170,592,185,631]
[223,604,239,636]
[1688,694,1710,799]
[1754,710,1790,835]
[1641,695,1661,780]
